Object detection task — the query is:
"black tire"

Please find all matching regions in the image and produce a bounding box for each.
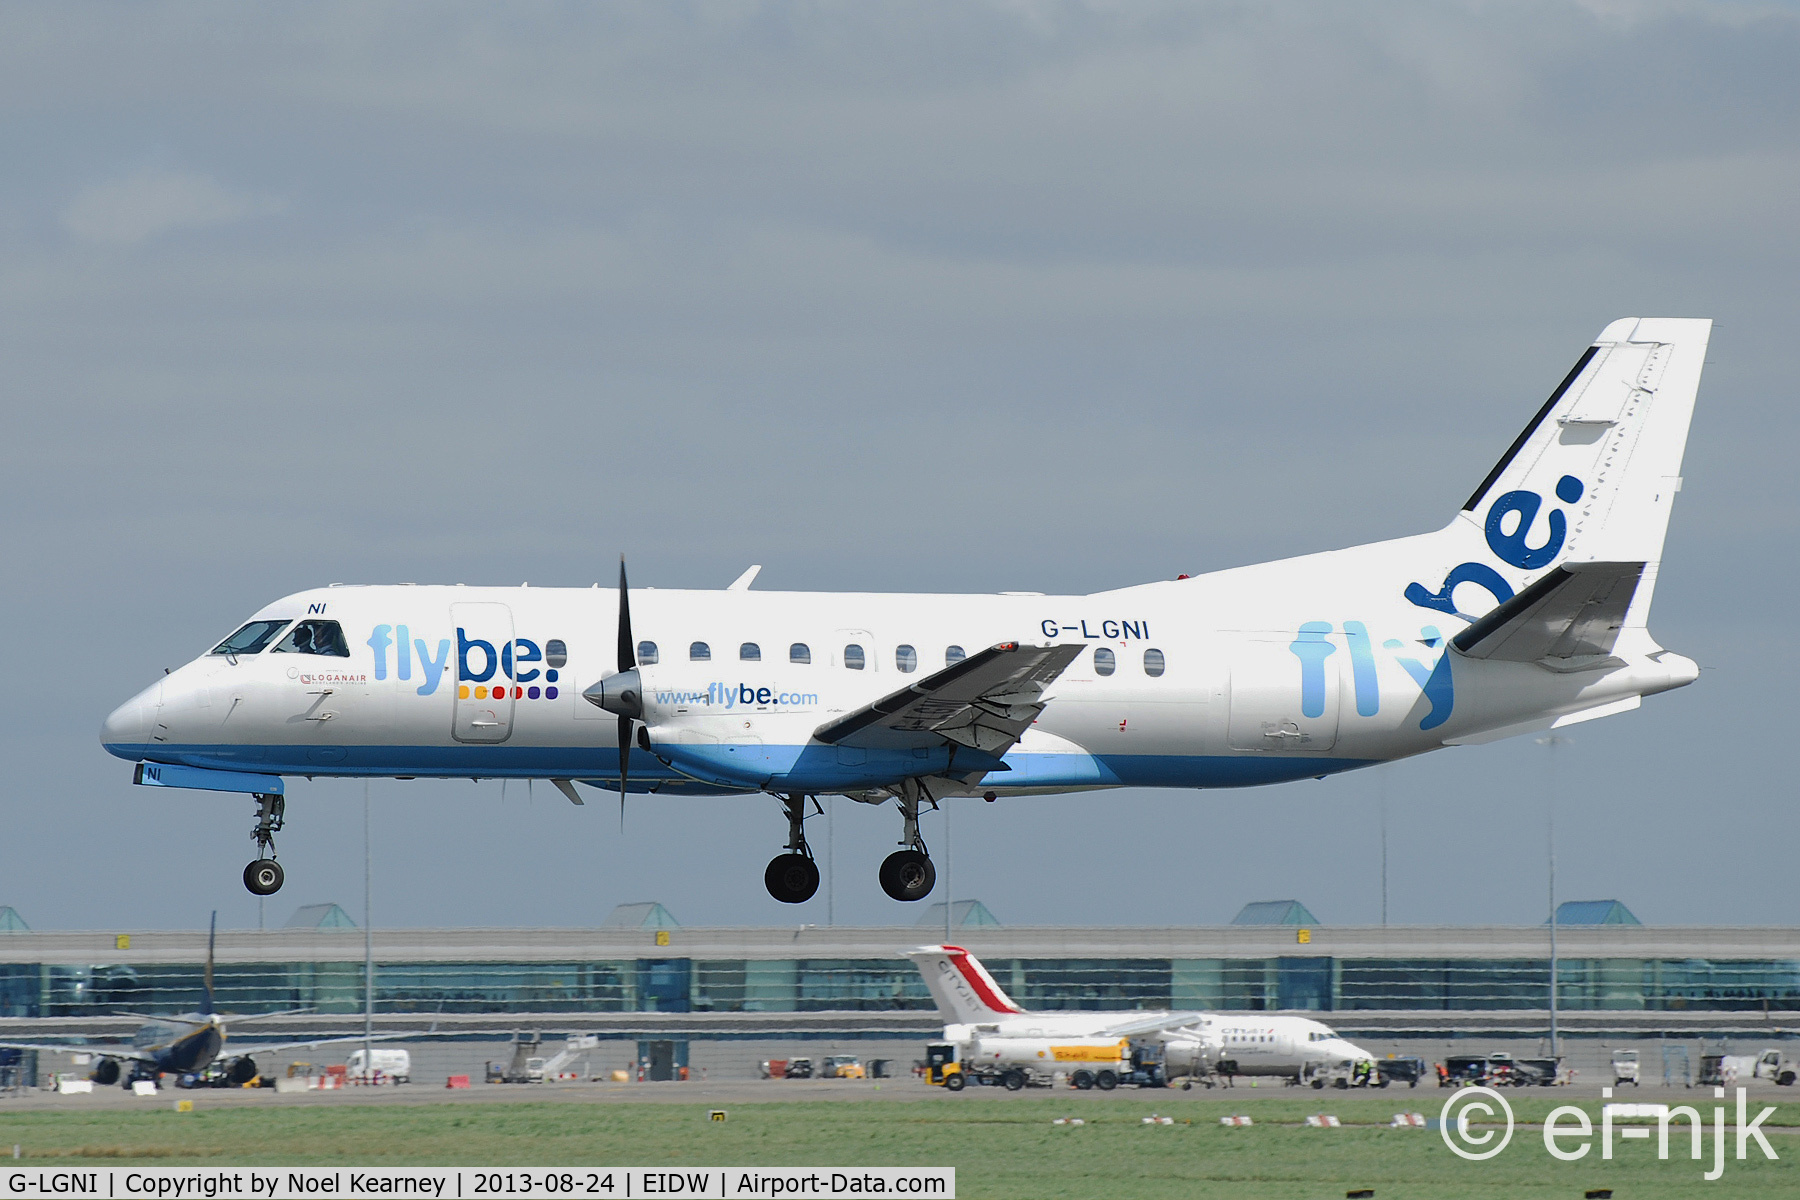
[1095,1070,1118,1091]
[1180,1081,1192,1091]
[1378,1079,1390,1089]
[943,1073,965,1092]
[1002,1070,1026,1091]
[244,859,284,896]
[764,853,820,904]
[878,850,936,902]
[1072,1070,1095,1090]
[1334,1078,1349,1089]
[1311,1078,1324,1089]
[1779,1070,1796,1087]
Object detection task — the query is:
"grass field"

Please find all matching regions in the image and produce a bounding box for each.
[0,1094,1791,1199]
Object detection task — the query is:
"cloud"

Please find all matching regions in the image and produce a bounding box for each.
[59,169,279,244]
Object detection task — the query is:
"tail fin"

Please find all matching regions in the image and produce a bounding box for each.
[904,945,1025,1022]
[200,911,216,1015]
[1413,318,1709,631]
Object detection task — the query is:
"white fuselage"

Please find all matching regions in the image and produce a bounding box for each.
[98,527,1696,797]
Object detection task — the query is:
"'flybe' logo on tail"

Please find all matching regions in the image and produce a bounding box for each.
[1405,476,1584,617]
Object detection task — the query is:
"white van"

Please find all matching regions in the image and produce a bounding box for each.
[345,1048,412,1082]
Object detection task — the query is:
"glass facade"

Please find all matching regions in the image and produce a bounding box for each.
[1,954,1795,1018]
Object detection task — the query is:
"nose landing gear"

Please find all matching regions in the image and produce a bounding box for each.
[764,793,820,904]
[878,780,936,902]
[243,792,285,896]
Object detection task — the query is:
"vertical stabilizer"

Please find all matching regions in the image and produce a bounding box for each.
[201,911,216,1015]
[904,945,1025,1022]
[1409,319,1710,633]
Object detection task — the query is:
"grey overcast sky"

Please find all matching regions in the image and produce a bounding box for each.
[2,1,1796,931]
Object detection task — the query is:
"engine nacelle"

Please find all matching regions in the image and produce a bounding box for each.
[226,1055,258,1085]
[89,1057,121,1086]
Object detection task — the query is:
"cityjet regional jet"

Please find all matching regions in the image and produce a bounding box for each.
[102,319,1708,904]
[906,945,1375,1086]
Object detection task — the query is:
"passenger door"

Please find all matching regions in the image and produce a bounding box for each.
[1227,631,1340,751]
[450,602,515,743]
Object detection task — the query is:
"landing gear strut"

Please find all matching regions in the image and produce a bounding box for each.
[879,780,936,902]
[764,793,820,904]
[243,792,285,896]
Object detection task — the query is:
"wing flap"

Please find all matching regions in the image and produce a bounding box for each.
[1452,561,1645,663]
[813,642,1084,756]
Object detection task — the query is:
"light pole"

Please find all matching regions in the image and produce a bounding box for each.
[363,780,373,1078]
[1536,735,1570,1058]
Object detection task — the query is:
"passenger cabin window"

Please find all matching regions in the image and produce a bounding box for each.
[1143,647,1166,677]
[740,642,761,661]
[272,619,350,657]
[545,639,568,668]
[637,640,659,665]
[790,643,811,664]
[689,641,711,662]
[945,645,966,665]
[843,643,866,670]
[895,645,917,673]
[211,620,289,656]
[1093,647,1116,676]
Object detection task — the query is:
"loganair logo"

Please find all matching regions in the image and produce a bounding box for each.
[362,626,563,701]
[654,683,820,709]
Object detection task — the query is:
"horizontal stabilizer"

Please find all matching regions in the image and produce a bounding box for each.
[1451,560,1645,664]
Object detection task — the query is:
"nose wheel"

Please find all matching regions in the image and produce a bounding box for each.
[879,779,937,902]
[243,793,286,896]
[764,794,820,904]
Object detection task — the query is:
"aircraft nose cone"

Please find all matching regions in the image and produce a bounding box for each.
[101,684,158,757]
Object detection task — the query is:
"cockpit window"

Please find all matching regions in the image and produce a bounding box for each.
[211,620,290,656]
[271,619,350,657]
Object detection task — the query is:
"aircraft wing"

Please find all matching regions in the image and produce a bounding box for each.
[1092,1012,1211,1039]
[812,642,1085,758]
[226,1030,428,1057]
[1451,561,1645,664]
[0,1040,156,1063]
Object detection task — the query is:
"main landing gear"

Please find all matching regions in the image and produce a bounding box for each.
[764,793,821,904]
[243,792,285,896]
[878,780,936,903]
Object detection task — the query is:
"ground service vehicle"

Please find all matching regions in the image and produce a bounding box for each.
[1700,1050,1799,1086]
[820,1055,865,1079]
[345,1048,412,1082]
[1613,1049,1640,1086]
[1377,1057,1428,1088]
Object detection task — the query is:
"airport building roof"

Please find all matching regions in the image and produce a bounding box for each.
[0,907,27,933]
[916,900,999,928]
[1552,899,1641,925]
[603,902,679,929]
[285,903,357,929]
[1231,900,1319,926]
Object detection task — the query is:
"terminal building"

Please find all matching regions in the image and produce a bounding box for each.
[2,899,1795,1082]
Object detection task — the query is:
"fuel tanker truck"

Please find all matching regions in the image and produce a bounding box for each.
[926,1026,1133,1091]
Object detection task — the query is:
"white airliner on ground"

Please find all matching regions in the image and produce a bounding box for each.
[102,319,1709,903]
[905,945,1375,1086]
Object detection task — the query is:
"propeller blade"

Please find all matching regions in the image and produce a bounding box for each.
[618,714,632,830]
[617,558,635,673]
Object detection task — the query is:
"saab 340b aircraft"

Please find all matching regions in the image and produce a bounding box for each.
[102,319,1708,904]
